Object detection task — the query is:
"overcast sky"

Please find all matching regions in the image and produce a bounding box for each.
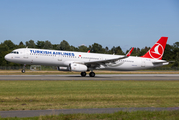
[0,0,179,52]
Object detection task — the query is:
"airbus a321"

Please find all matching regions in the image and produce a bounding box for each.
[5,37,169,77]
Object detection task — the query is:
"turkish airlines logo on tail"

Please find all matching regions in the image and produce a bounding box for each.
[149,43,164,59]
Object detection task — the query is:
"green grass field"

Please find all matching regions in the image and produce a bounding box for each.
[0,80,179,111]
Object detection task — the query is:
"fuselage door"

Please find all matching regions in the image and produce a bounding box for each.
[141,59,145,67]
[23,49,28,59]
[58,55,62,61]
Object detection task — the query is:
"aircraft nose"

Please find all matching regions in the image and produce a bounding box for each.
[4,54,10,61]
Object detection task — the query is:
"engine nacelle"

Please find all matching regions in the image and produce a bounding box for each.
[70,63,87,72]
[57,66,70,71]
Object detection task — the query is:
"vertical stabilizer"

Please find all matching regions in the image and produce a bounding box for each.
[141,37,168,60]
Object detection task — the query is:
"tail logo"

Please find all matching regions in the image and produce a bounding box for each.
[149,43,164,59]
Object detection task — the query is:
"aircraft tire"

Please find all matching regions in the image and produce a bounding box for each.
[21,69,25,73]
[89,72,95,77]
[81,72,86,77]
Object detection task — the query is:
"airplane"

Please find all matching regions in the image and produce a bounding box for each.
[4,37,169,77]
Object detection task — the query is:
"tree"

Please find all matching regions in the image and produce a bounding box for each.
[78,45,88,52]
[52,44,58,50]
[172,52,179,67]
[108,46,124,55]
[138,49,147,56]
[115,46,124,55]
[129,47,140,56]
[57,40,70,50]
[19,41,24,46]
[90,43,105,53]
[0,43,12,66]
[70,45,78,51]
[173,42,179,48]
[36,41,45,49]
[3,40,15,50]
[26,40,36,48]
[172,42,179,67]
[105,46,109,53]
[110,46,115,54]
[163,44,173,60]
[43,40,53,49]
[0,44,9,51]
[18,41,25,48]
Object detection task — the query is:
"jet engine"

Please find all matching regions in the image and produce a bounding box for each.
[69,63,87,72]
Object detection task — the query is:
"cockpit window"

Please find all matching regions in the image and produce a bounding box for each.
[11,51,19,54]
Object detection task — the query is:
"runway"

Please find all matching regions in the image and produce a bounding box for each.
[1,107,179,118]
[0,74,179,80]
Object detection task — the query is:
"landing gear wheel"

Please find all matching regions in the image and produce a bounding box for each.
[21,69,25,73]
[22,64,26,73]
[81,72,86,77]
[89,72,95,77]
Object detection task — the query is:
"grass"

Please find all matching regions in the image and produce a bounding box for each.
[0,80,179,111]
[1,111,179,120]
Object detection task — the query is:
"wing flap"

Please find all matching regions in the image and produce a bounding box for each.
[82,47,134,66]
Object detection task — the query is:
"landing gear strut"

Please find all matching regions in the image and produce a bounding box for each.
[22,64,26,73]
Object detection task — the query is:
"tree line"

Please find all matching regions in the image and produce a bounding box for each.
[0,39,178,67]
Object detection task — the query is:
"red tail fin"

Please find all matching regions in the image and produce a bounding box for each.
[141,37,168,60]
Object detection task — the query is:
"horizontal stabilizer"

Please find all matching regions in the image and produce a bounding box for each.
[152,60,169,66]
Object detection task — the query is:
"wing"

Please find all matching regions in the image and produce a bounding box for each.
[84,55,128,65]
[76,47,134,68]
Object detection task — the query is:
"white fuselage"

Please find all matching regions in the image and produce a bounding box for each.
[5,48,168,71]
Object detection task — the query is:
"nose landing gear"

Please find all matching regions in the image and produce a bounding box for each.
[21,64,26,73]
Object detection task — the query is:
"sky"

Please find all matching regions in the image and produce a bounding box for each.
[0,0,179,52]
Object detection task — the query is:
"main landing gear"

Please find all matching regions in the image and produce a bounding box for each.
[81,72,86,77]
[80,71,95,77]
[89,72,95,77]
[21,64,26,73]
